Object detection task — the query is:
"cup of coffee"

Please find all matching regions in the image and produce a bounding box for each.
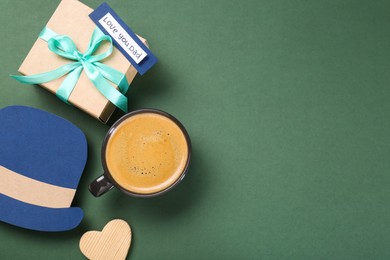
[89,109,191,197]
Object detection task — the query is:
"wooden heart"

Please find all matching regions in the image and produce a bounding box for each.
[80,219,132,260]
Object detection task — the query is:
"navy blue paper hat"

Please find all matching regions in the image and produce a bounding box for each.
[0,106,87,231]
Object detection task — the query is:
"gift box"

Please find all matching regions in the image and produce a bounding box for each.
[17,0,148,123]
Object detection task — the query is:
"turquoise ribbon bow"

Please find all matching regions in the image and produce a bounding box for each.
[12,27,129,112]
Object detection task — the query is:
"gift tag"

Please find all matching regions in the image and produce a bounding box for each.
[79,219,132,260]
[89,2,157,75]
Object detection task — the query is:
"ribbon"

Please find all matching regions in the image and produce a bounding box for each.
[12,27,129,112]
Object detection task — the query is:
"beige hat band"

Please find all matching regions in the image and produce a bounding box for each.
[0,165,76,208]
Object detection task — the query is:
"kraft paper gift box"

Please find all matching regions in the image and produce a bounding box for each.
[18,0,148,123]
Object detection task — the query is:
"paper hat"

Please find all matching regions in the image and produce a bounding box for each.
[0,106,87,232]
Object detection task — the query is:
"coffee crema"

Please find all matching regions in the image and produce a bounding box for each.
[105,112,189,195]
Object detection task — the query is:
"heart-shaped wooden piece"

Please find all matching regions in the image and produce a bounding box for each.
[80,219,132,260]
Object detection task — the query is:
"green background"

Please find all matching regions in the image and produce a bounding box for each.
[1,0,389,259]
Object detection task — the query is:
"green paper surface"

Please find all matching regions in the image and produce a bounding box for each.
[1,0,390,259]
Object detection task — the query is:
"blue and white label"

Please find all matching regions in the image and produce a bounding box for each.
[90,3,157,75]
[99,13,146,64]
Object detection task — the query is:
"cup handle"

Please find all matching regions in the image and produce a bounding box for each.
[89,174,114,197]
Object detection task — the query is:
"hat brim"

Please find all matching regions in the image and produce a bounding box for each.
[0,194,83,232]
